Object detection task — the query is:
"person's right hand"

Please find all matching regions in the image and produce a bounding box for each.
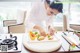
[33,25,41,30]
[33,25,46,37]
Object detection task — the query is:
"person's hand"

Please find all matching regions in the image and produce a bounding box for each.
[48,27,55,36]
[33,25,41,30]
[33,25,46,37]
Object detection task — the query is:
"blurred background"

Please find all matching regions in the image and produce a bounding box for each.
[0,0,80,33]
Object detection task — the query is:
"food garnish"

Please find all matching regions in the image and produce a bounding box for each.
[47,34,53,40]
[29,31,36,40]
[29,31,54,41]
[37,35,45,41]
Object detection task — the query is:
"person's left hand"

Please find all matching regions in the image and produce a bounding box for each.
[48,27,55,36]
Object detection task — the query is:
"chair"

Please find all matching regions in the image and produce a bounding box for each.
[3,20,17,27]
[8,23,25,33]
[54,15,68,31]
[63,15,67,31]
[70,24,80,31]
[8,11,26,33]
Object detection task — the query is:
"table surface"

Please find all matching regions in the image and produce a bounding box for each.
[0,27,8,34]
[0,32,80,53]
[21,32,80,53]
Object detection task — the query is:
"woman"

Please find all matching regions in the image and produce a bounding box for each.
[25,0,63,37]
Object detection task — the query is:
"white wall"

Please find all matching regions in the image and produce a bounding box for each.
[0,2,32,20]
[0,2,32,27]
[0,2,32,10]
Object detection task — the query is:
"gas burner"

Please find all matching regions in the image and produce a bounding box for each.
[0,34,18,50]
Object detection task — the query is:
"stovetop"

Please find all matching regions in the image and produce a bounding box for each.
[0,34,18,51]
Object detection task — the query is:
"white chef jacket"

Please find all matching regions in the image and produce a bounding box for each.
[25,1,63,32]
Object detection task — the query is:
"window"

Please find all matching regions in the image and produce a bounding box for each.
[0,2,32,26]
[53,3,80,27]
[69,3,80,25]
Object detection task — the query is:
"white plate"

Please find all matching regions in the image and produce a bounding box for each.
[23,33,62,52]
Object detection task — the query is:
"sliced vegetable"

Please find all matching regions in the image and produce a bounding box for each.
[29,31,36,40]
[35,32,38,35]
[70,45,76,50]
[71,43,76,46]
[47,34,53,40]
[37,34,40,39]
[48,35,50,38]
[37,35,44,41]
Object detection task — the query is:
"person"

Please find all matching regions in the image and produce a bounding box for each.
[25,0,63,37]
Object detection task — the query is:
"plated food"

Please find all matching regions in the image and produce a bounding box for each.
[29,31,54,41]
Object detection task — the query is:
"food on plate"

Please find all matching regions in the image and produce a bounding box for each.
[29,31,54,41]
[47,34,53,40]
[34,32,38,35]
[29,31,36,40]
[40,31,46,37]
[37,35,45,41]
[71,43,76,46]
[33,25,46,37]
